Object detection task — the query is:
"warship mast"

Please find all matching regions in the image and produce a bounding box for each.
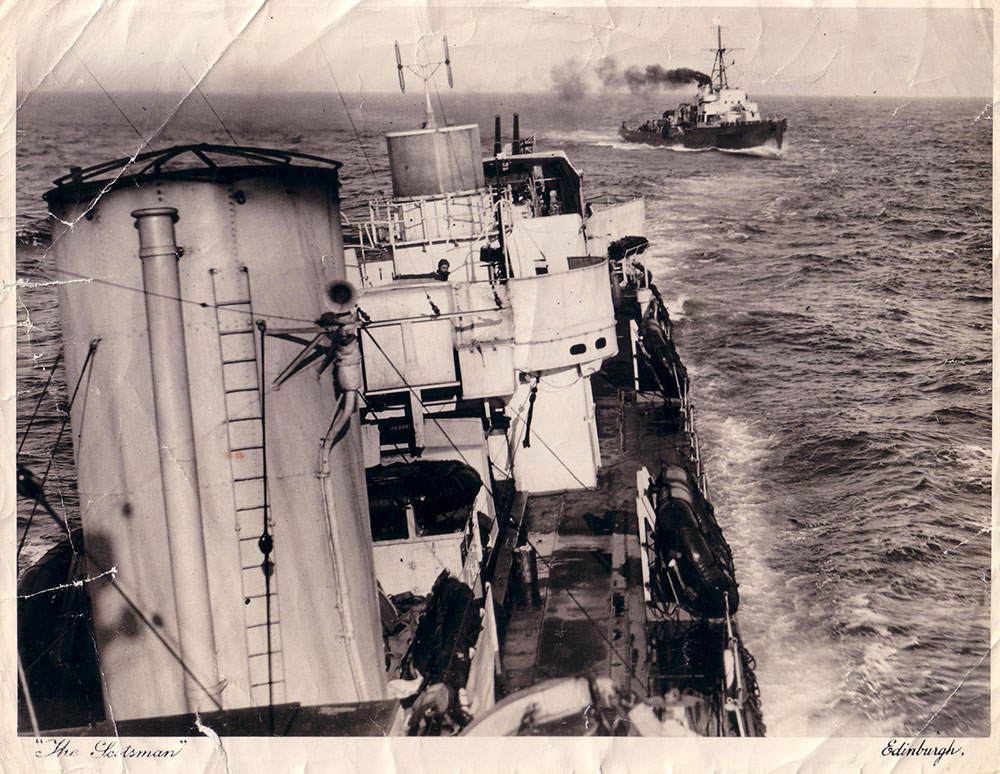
[711,24,730,91]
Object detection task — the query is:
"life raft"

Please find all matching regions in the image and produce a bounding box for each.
[639,309,687,402]
[652,467,739,617]
[608,235,650,264]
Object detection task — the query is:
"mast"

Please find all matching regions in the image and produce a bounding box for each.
[711,24,729,91]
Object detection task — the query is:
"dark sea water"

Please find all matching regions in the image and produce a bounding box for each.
[15,90,992,737]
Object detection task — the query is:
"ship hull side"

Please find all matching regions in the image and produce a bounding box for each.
[620,119,785,150]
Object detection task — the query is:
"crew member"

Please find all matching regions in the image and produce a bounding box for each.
[433,259,451,281]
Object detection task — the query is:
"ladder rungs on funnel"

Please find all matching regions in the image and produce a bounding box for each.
[210,265,286,706]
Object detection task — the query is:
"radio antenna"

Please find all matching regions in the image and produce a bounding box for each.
[394,36,453,128]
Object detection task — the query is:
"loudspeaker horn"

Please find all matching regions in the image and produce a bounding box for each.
[324,279,358,314]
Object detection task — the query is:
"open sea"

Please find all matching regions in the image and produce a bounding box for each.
[14,90,992,737]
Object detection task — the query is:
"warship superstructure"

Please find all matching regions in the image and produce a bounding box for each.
[17,41,764,738]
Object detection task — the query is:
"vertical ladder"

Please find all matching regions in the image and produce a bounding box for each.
[210,266,286,706]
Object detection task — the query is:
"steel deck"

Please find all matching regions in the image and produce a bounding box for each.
[498,308,698,701]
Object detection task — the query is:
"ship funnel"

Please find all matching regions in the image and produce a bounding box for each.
[494,115,502,155]
[512,113,520,155]
[44,144,387,721]
[324,279,358,314]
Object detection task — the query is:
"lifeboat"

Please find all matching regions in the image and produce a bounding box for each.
[461,676,628,735]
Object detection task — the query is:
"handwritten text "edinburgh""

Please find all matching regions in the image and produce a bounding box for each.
[882,739,963,766]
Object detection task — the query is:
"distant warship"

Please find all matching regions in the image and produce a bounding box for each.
[620,26,786,151]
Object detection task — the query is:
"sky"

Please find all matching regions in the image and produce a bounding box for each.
[4,1,993,99]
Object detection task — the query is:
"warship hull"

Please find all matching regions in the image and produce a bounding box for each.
[619,119,786,150]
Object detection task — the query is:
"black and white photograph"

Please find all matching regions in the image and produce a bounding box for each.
[2,1,993,771]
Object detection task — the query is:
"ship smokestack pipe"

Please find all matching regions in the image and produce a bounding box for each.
[512,113,520,155]
[132,207,225,712]
[494,115,502,155]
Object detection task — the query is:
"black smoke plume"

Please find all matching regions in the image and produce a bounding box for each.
[592,57,711,93]
[624,65,711,92]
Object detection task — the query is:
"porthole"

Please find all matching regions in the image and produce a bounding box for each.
[570,343,587,355]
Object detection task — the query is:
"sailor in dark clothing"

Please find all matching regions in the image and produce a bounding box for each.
[433,259,450,281]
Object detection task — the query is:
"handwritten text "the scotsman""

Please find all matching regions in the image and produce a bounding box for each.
[35,738,188,759]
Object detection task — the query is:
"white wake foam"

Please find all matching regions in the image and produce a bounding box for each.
[541,129,649,150]
[694,411,847,736]
[719,143,786,159]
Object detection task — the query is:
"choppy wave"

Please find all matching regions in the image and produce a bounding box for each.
[639,96,990,736]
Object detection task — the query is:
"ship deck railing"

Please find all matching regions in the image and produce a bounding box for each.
[360,189,495,251]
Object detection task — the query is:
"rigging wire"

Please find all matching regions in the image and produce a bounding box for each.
[518,529,649,701]
[311,22,386,200]
[21,593,90,672]
[504,390,591,491]
[17,492,226,713]
[17,339,100,559]
[70,50,157,154]
[19,53,161,260]
[173,52,250,159]
[103,568,226,713]
[17,653,41,736]
[23,49,277,283]
[17,351,63,456]
[45,261,443,331]
[431,77,451,129]
[47,265,320,325]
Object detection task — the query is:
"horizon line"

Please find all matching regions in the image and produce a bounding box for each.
[17,88,991,101]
